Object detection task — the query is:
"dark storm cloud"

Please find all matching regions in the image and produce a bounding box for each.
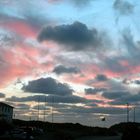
[95,74,108,81]
[0,92,5,98]
[38,21,102,51]
[85,88,107,95]
[53,65,80,75]
[102,90,129,99]
[22,77,74,96]
[6,94,88,104]
[113,0,134,15]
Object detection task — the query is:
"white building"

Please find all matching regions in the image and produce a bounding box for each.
[0,102,14,122]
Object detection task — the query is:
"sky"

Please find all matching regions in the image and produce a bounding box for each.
[1,0,140,127]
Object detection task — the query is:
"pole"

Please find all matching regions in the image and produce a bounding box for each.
[127,103,129,122]
[133,107,136,123]
[38,96,40,121]
[52,96,54,123]
[51,96,54,131]
[44,96,46,122]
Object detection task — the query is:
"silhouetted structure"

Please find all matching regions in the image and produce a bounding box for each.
[0,102,13,122]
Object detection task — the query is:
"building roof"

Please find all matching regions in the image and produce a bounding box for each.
[0,102,14,108]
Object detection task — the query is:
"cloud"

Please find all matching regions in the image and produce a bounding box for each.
[38,21,102,51]
[122,78,131,85]
[49,0,91,7]
[122,28,138,56]
[113,0,134,16]
[104,91,140,105]
[0,0,52,29]
[53,65,80,75]
[0,92,5,98]
[85,88,107,95]
[95,74,108,81]
[57,105,126,115]
[0,29,18,48]
[71,0,91,7]
[15,103,30,109]
[6,94,88,104]
[22,77,74,96]
[6,95,125,115]
[121,29,140,64]
[134,80,140,85]
[20,5,50,29]
[0,44,43,87]
[102,90,129,99]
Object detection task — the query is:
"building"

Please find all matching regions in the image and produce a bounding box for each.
[0,102,14,122]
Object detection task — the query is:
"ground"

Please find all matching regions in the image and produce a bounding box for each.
[76,136,121,140]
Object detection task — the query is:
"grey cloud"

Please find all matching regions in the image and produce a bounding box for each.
[32,105,50,111]
[23,13,48,29]
[102,90,129,99]
[109,92,140,105]
[38,21,102,51]
[53,65,80,75]
[85,88,107,95]
[0,92,5,98]
[87,76,126,93]
[86,74,109,86]
[50,0,91,7]
[71,0,91,7]
[113,0,134,16]
[122,93,140,103]
[103,57,126,73]
[0,2,51,30]
[15,103,30,109]
[6,95,126,116]
[134,80,140,85]
[121,28,140,65]
[21,3,50,29]
[95,74,108,81]
[0,30,17,47]
[22,77,74,96]
[122,78,131,85]
[6,94,88,104]
[58,105,126,115]
[122,29,139,57]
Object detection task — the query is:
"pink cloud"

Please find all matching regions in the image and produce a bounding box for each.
[0,43,55,88]
[1,21,38,38]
